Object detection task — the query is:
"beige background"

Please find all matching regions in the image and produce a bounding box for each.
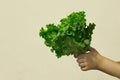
[0,0,120,80]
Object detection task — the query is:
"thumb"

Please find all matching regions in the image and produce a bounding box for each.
[88,46,97,52]
[74,54,79,58]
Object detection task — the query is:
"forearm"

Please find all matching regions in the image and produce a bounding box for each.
[117,62,120,64]
[97,55,120,78]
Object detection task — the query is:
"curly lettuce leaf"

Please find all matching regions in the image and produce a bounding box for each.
[39,11,95,58]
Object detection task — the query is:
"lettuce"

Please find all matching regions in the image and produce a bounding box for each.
[39,11,95,58]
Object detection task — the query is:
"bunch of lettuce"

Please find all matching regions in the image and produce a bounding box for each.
[39,11,95,58]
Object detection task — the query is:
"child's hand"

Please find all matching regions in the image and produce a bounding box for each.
[75,47,102,71]
[75,47,120,78]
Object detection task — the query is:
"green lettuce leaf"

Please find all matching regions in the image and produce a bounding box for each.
[39,11,95,58]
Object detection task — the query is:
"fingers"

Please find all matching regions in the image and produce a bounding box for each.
[81,66,89,71]
[75,47,98,71]
[77,58,88,69]
[77,58,85,63]
[77,61,89,71]
[79,62,87,68]
[76,56,90,71]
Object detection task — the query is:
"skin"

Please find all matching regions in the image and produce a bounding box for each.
[75,47,120,79]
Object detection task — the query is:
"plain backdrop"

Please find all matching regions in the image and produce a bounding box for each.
[0,0,120,80]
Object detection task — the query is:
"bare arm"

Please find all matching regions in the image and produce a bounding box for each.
[118,62,120,64]
[97,55,120,78]
[75,47,120,79]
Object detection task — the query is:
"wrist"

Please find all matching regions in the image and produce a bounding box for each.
[95,54,105,70]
